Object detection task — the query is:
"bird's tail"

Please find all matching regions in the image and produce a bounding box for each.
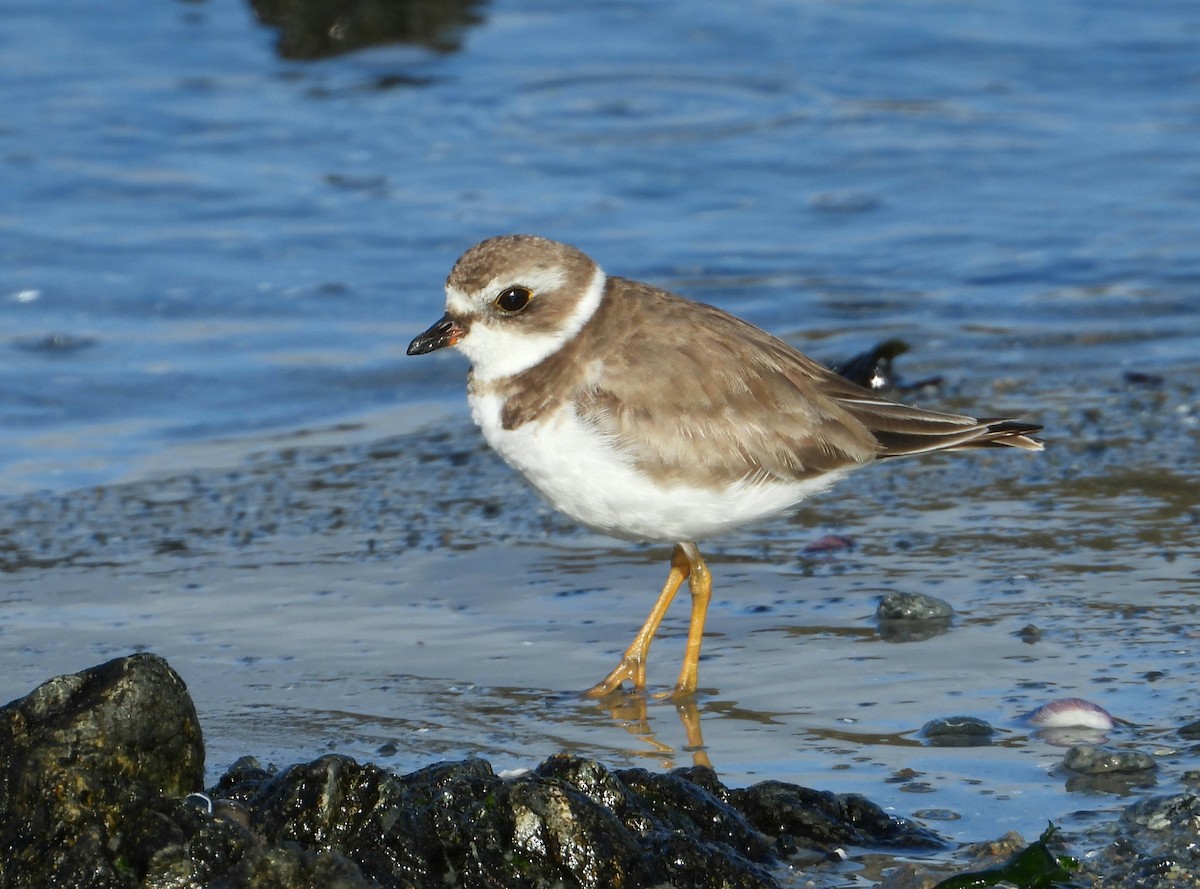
[835,395,1044,458]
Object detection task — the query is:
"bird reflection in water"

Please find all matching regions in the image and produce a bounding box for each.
[594,694,713,770]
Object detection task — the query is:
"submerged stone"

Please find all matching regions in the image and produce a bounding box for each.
[876,592,954,642]
[1063,744,1156,775]
[877,591,954,621]
[922,716,997,747]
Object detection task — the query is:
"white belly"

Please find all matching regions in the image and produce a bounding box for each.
[469,392,844,543]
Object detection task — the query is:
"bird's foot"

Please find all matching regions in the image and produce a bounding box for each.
[583,655,646,698]
[656,683,699,702]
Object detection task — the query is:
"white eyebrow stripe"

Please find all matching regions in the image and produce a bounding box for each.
[453,264,607,381]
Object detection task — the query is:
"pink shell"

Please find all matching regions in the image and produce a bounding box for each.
[1026,698,1115,729]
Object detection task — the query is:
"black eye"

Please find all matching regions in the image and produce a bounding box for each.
[495,286,532,313]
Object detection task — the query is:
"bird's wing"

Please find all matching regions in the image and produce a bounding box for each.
[573,279,1041,487]
[572,281,880,486]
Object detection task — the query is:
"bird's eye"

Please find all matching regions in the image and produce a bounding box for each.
[495,286,532,313]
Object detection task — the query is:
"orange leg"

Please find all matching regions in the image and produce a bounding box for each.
[584,543,691,698]
[671,542,711,699]
[584,542,712,699]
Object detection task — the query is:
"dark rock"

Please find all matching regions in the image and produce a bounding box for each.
[211,845,373,889]
[877,860,937,889]
[536,750,642,812]
[1060,745,1159,795]
[1123,370,1165,388]
[508,775,654,888]
[1015,623,1043,643]
[216,752,779,888]
[643,829,780,889]
[116,796,262,887]
[1121,793,1200,831]
[0,653,206,888]
[614,766,776,861]
[729,781,943,850]
[922,716,996,747]
[1063,744,1156,775]
[877,592,954,621]
[876,592,954,643]
[250,0,486,61]
[1077,794,1200,887]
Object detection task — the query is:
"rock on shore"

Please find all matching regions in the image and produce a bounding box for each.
[0,654,939,888]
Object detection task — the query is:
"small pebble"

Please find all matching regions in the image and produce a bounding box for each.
[1015,623,1042,643]
[1063,744,1156,775]
[923,716,996,747]
[1123,370,1164,388]
[877,592,953,621]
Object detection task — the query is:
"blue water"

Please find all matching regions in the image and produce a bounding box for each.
[4,0,1197,493]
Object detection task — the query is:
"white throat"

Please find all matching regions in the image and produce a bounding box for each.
[452,264,606,382]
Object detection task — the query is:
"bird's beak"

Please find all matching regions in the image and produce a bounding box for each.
[407,313,464,356]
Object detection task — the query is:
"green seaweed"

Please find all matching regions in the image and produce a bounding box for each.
[934,824,1079,889]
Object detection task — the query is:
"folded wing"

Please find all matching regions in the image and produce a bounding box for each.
[577,279,1041,487]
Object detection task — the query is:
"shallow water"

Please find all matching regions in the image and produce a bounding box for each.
[2,0,1199,874]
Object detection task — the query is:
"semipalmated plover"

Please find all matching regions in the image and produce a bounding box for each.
[408,235,1042,698]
